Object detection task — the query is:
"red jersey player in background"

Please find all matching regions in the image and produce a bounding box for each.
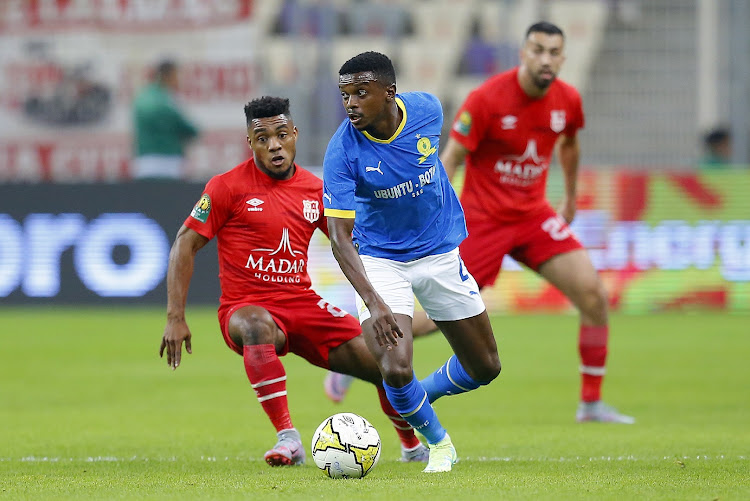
[159,96,429,467]
[438,21,632,423]
[325,22,634,424]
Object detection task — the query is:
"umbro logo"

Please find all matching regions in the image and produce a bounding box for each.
[501,115,517,130]
[246,198,264,212]
[365,161,383,175]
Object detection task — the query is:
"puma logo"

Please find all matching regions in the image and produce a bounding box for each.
[365,161,383,175]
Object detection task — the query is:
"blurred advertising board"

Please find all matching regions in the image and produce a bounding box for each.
[0,0,256,182]
[0,182,220,305]
[1,171,748,311]
[490,170,750,313]
[313,169,750,314]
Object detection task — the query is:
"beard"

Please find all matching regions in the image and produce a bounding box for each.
[532,72,556,90]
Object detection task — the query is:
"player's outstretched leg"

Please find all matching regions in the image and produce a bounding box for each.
[401,442,430,463]
[383,375,458,473]
[264,428,306,466]
[420,313,501,403]
[375,386,428,463]
[412,310,440,338]
[576,400,635,424]
[423,434,458,473]
[323,371,354,403]
[242,344,308,465]
[538,250,635,424]
[327,333,428,461]
[229,305,308,465]
[323,312,438,404]
[420,354,492,403]
[577,326,635,424]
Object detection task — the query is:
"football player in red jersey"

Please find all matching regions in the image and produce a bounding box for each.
[438,21,632,423]
[159,96,429,467]
[326,22,634,424]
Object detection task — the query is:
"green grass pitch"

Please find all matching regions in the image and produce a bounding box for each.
[1,308,748,500]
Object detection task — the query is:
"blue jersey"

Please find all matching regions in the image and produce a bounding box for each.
[323,92,467,262]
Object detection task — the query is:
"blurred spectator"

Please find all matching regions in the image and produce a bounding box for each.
[700,126,732,168]
[346,2,412,37]
[274,0,345,37]
[608,0,642,28]
[458,19,499,76]
[131,59,199,180]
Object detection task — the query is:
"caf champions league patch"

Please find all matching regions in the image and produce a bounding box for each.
[453,111,472,136]
[190,194,211,223]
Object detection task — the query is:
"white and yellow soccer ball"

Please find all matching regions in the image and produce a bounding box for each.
[311,412,381,479]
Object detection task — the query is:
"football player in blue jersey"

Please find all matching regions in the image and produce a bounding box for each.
[322,51,502,473]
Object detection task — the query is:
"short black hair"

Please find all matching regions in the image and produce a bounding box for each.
[154,59,177,81]
[705,126,730,146]
[339,51,396,86]
[244,96,291,127]
[526,21,564,40]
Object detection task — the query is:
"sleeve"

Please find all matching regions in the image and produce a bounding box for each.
[314,185,331,237]
[317,205,330,238]
[564,87,585,135]
[449,87,488,152]
[422,92,445,130]
[183,175,231,240]
[322,135,357,219]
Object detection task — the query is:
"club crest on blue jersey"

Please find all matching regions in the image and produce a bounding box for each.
[417,136,437,164]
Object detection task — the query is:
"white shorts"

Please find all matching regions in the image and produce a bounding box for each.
[355,247,486,323]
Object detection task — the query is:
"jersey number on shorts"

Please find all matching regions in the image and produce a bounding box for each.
[317,299,348,318]
[541,216,572,241]
[458,257,469,282]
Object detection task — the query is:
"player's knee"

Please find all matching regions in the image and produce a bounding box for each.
[230,310,277,346]
[478,354,502,383]
[463,353,501,383]
[579,280,608,317]
[380,359,414,387]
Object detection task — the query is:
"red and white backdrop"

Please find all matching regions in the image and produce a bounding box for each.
[0,0,258,182]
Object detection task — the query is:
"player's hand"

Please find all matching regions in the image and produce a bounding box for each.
[159,317,193,370]
[558,196,577,224]
[368,300,404,350]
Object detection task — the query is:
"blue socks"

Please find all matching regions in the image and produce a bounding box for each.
[382,375,446,444]
[421,355,488,403]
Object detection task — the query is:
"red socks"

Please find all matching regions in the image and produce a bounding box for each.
[243,344,293,432]
[578,325,608,402]
[244,344,420,448]
[377,386,421,449]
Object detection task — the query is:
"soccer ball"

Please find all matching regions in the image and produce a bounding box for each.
[311,412,381,479]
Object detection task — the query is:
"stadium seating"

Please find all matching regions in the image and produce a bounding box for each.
[257,0,608,158]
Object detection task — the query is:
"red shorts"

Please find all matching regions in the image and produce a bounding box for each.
[460,205,584,288]
[217,290,361,369]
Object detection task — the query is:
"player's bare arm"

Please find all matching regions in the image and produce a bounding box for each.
[439,137,469,183]
[555,132,581,223]
[327,216,403,349]
[160,224,209,369]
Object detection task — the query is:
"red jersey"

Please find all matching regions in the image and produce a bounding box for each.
[450,67,584,222]
[184,158,327,304]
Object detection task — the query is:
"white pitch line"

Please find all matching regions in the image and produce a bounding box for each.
[0,455,746,463]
